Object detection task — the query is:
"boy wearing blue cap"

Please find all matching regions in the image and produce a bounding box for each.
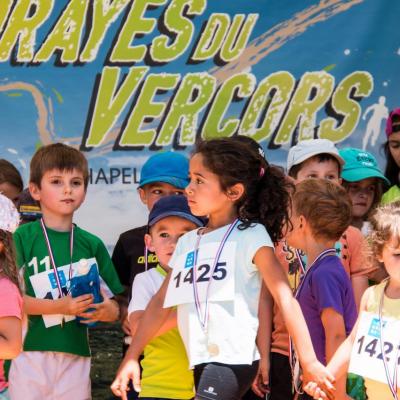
[114,195,204,400]
[112,152,189,367]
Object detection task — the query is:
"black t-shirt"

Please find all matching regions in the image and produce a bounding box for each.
[112,225,158,294]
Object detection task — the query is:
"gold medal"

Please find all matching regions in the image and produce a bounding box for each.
[207,343,219,357]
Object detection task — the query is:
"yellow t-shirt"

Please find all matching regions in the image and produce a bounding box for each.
[130,265,194,399]
[364,280,400,399]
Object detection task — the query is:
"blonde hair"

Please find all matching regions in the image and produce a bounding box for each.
[0,229,21,292]
[369,201,400,257]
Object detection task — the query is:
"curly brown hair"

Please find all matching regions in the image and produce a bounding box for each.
[0,229,21,292]
[369,201,400,258]
[193,138,292,243]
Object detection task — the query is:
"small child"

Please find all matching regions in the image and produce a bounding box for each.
[0,159,23,205]
[305,201,400,400]
[286,179,357,399]
[127,195,204,400]
[339,148,389,235]
[8,143,123,399]
[112,152,189,348]
[0,194,23,400]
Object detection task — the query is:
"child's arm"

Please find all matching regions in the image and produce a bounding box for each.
[321,308,348,399]
[129,308,177,337]
[0,316,22,359]
[304,288,371,399]
[351,275,368,311]
[254,246,335,394]
[111,272,172,399]
[23,293,94,316]
[252,282,272,397]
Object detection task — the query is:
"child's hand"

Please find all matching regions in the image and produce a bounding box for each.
[251,356,270,397]
[111,358,141,400]
[122,315,131,335]
[79,292,120,324]
[303,381,329,399]
[302,360,335,399]
[59,294,94,315]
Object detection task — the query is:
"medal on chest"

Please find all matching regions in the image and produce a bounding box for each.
[40,218,74,328]
[192,219,238,357]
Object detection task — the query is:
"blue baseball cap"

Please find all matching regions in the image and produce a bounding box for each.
[139,152,189,189]
[339,148,390,185]
[148,195,205,228]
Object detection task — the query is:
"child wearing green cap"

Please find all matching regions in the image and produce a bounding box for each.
[339,148,389,236]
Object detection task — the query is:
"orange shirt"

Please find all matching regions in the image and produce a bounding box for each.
[271,226,376,356]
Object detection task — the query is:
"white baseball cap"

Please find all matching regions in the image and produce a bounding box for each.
[0,193,20,233]
[287,139,345,173]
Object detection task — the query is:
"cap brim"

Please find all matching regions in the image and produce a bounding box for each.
[342,168,390,186]
[290,150,345,171]
[139,176,189,189]
[149,211,205,228]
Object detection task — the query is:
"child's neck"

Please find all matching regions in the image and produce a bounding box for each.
[385,278,400,299]
[206,209,238,232]
[351,216,364,230]
[42,213,73,232]
[303,239,335,267]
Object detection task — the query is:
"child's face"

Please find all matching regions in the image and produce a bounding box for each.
[388,131,400,168]
[0,182,21,205]
[145,216,198,267]
[378,236,400,283]
[285,208,305,250]
[29,169,86,218]
[138,182,185,211]
[186,153,238,218]
[294,157,341,184]
[346,178,376,219]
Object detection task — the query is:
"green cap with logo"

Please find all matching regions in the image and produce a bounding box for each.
[339,147,390,186]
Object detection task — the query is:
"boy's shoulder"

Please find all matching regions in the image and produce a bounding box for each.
[313,255,349,281]
[15,219,40,237]
[74,224,105,246]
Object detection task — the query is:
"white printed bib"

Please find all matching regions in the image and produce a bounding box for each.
[349,311,400,386]
[164,241,236,308]
[29,257,112,328]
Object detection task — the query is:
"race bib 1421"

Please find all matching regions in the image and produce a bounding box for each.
[164,241,236,308]
[348,311,400,386]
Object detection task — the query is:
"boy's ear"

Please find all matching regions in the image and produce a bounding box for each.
[0,241,4,254]
[138,187,148,205]
[144,233,155,252]
[226,183,245,202]
[29,182,41,201]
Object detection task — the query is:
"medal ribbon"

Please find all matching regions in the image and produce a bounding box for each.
[192,219,238,332]
[379,279,399,399]
[40,218,74,298]
[289,247,337,394]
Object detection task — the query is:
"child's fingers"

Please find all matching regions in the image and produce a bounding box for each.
[74,294,94,302]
